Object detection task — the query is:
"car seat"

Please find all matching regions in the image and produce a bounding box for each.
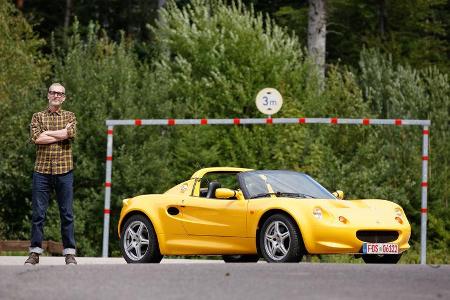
[206,181,221,198]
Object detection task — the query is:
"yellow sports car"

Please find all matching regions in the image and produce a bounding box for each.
[118,167,410,264]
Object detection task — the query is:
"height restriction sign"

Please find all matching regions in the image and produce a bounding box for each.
[255,88,283,116]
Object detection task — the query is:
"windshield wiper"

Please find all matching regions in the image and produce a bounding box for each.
[279,192,317,199]
[249,192,317,199]
[249,192,279,199]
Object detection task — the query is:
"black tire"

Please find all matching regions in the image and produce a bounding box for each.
[120,214,163,263]
[259,214,304,263]
[222,255,260,263]
[362,253,402,264]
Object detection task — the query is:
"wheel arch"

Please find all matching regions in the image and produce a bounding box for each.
[256,209,308,255]
[119,210,155,238]
[119,210,164,263]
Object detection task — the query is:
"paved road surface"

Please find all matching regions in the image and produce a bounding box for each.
[0,256,221,265]
[0,257,448,300]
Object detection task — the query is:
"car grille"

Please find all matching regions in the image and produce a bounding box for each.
[356,230,399,243]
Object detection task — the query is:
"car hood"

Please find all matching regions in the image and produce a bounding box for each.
[273,198,408,226]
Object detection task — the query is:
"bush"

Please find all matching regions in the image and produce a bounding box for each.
[0,0,50,240]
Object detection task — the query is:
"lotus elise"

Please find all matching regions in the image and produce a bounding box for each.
[118,167,410,263]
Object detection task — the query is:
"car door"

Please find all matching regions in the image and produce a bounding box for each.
[179,196,248,237]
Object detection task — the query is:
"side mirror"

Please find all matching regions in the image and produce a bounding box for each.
[215,188,236,199]
[235,189,245,200]
[332,190,344,200]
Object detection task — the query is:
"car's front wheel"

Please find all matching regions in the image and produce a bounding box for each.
[362,253,402,264]
[259,214,304,263]
[120,214,163,263]
[222,255,260,263]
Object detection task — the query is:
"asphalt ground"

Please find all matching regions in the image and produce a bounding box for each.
[0,257,448,300]
[0,256,220,265]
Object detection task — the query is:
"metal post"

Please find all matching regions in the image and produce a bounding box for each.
[420,126,429,264]
[102,125,114,257]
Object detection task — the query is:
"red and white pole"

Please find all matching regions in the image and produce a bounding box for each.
[420,126,429,264]
[102,126,114,257]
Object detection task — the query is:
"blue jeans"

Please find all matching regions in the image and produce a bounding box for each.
[30,171,76,255]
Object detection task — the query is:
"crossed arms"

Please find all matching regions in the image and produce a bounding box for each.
[30,113,77,145]
[35,122,74,144]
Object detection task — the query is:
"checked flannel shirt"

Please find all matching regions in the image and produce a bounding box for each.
[30,108,77,174]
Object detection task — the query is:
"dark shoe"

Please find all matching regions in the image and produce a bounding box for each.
[24,252,39,265]
[65,254,77,265]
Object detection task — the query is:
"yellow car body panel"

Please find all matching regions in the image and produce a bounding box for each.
[179,197,248,237]
[118,167,411,256]
[158,235,256,255]
[247,198,410,254]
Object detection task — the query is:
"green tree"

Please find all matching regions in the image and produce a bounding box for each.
[357,49,449,261]
[328,0,449,72]
[0,0,50,240]
[251,0,450,73]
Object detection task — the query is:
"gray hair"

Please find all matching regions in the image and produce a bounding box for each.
[48,83,65,92]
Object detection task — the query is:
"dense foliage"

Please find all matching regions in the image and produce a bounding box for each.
[1,0,448,262]
[0,0,50,241]
[251,0,450,73]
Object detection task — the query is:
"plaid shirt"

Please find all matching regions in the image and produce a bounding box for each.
[30,108,77,174]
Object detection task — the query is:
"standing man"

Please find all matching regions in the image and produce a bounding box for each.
[25,83,77,265]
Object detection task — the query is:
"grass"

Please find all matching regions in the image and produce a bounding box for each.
[0,251,29,256]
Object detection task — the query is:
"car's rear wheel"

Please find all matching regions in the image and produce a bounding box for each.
[259,214,304,263]
[120,215,163,263]
[222,255,260,263]
[362,253,402,264]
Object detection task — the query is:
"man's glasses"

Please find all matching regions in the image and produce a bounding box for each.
[48,91,65,97]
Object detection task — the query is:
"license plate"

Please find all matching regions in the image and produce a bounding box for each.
[363,243,399,254]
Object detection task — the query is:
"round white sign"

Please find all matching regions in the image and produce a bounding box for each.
[255,88,283,115]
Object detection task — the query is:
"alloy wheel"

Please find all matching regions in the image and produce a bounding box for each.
[123,220,150,261]
[263,220,291,261]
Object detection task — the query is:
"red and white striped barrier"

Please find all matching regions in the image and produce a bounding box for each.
[106,117,430,126]
[102,117,430,264]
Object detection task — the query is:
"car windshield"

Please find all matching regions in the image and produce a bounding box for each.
[238,170,335,199]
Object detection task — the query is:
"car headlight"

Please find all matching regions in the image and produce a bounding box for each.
[313,207,323,220]
[394,207,404,224]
